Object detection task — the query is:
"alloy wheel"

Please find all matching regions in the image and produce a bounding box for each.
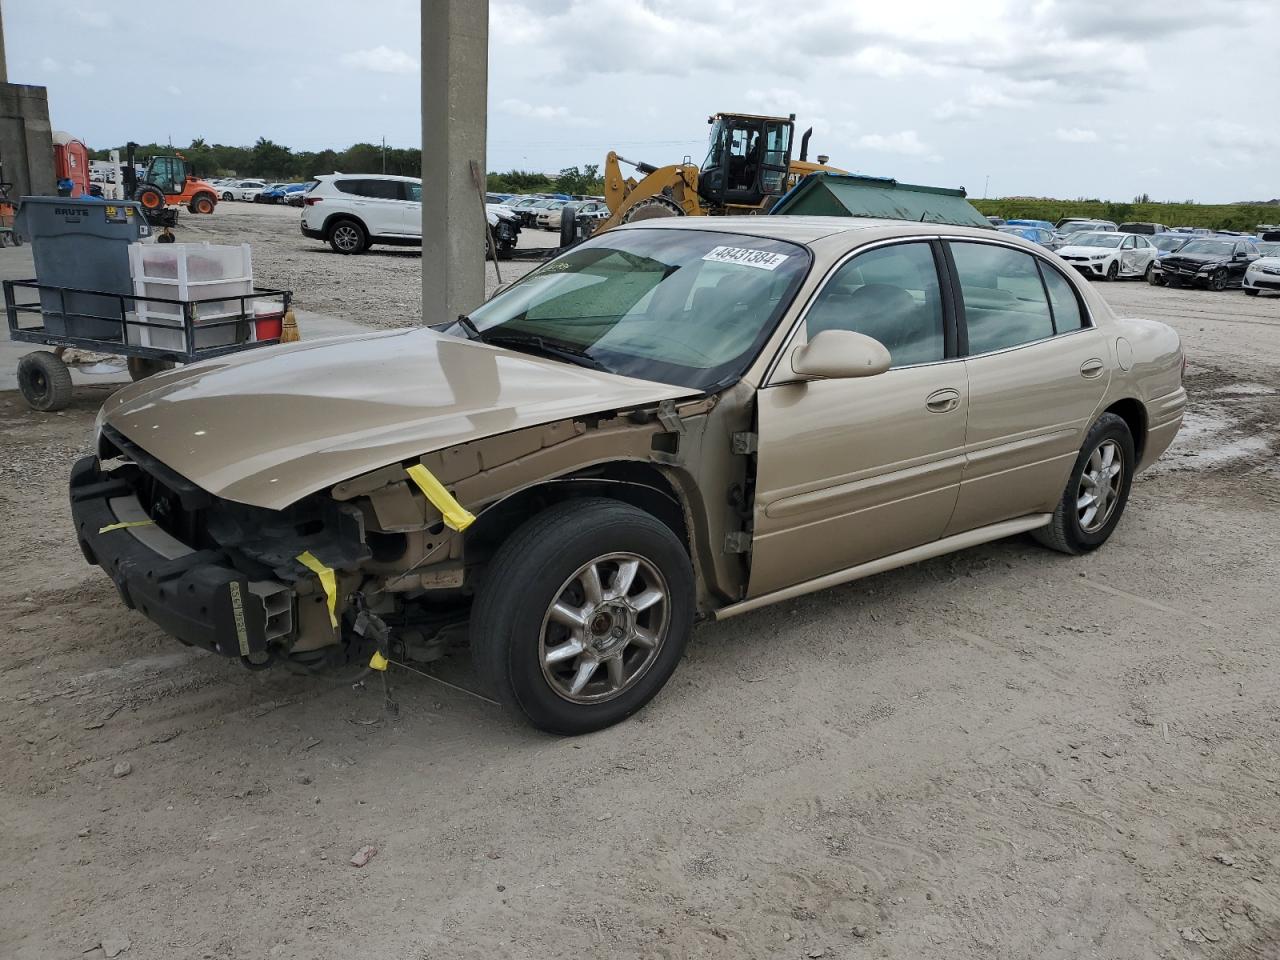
[332,224,361,252]
[1077,439,1124,534]
[538,552,669,704]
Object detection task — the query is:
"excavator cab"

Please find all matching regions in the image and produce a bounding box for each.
[698,113,794,209]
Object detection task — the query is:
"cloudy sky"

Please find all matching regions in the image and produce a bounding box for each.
[9,0,1277,202]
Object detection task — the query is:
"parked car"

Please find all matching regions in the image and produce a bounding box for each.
[1145,233,1190,286]
[515,198,556,227]
[1242,241,1280,297]
[1158,237,1259,290]
[535,200,570,230]
[223,179,267,202]
[72,217,1184,733]
[1056,218,1118,232]
[1005,219,1055,231]
[985,216,1006,227]
[998,225,1054,246]
[1118,222,1168,235]
[1049,221,1116,250]
[281,183,311,206]
[301,173,519,256]
[257,183,295,204]
[1055,232,1157,281]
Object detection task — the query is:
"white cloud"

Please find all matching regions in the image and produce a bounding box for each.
[39,56,59,72]
[498,99,591,126]
[340,46,418,75]
[1054,127,1099,143]
[856,130,930,156]
[70,60,95,77]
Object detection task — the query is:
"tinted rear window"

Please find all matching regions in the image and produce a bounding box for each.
[334,178,404,200]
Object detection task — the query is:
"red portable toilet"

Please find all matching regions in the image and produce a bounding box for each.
[52,132,91,198]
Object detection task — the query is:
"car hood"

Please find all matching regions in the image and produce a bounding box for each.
[1248,256,1280,269]
[1056,245,1120,257]
[1162,251,1228,266]
[101,328,695,511]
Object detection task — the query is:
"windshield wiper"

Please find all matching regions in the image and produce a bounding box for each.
[454,313,483,341]
[481,331,610,372]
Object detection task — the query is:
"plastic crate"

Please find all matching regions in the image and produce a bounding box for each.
[126,242,255,350]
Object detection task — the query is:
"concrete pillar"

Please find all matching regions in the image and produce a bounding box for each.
[0,83,55,197]
[422,0,488,323]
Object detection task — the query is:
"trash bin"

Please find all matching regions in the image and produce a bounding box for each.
[15,196,151,340]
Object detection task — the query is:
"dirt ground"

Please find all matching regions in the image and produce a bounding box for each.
[1,205,1279,960]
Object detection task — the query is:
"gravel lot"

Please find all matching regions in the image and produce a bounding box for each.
[1,204,1278,959]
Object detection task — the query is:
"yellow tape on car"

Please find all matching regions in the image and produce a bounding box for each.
[98,519,155,534]
[296,550,338,628]
[405,464,475,531]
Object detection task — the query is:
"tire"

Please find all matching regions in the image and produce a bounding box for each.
[1210,269,1228,292]
[621,195,685,223]
[471,498,695,734]
[1033,412,1135,555]
[189,193,215,215]
[0,231,9,248]
[1245,288,1259,297]
[1143,261,1154,283]
[10,230,22,247]
[17,350,73,411]
[221,191,234,202]
[1104,260,1119,281]
[136,186,166,213]
[1147,265,1163,286]
[327,217,368,254]
[496,239,515,261]
[558,202,581,247]
[127,356,174,382]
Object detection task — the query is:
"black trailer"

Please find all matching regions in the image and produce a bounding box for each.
[4,278,292,411]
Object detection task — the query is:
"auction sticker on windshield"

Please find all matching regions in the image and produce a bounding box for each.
[702,246,790,271]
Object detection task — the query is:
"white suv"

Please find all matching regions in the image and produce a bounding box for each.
[301,173,520,257]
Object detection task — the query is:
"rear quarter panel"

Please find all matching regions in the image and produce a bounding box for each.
[1104,316,1185,470]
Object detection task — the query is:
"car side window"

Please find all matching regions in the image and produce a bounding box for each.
[406,183,422,202]
[360,180,402,200]
[1122,236,1134,249]
[804,242,945,368]
[950,242,1055,354]
[1039,263,1086,332]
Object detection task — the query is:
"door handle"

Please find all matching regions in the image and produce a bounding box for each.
[1080,358,1105,379]
[925,388,960,413]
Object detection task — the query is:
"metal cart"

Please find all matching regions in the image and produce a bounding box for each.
[4,278,292,411]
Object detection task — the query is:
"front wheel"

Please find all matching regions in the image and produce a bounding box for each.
[221,191,234,201]
[1210,269,1228,292]
[17,350,73,411]
[1143,261,1154,283]
[471,498,694,734]
[1104,260,1119,281]
[1034,412,1135,555]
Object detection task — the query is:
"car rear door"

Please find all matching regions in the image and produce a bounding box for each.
[749,240,968,597]
[944,240,1110,535]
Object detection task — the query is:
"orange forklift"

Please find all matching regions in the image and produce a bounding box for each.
[124,142,220,225]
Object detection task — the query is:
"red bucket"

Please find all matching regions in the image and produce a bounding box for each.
[253,302,284,341]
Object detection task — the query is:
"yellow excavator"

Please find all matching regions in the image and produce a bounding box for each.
[593,112,844,234]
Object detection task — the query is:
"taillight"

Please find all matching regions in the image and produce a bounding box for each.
[304,197,322,206]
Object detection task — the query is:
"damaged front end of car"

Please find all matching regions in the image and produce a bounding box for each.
[71,386,756,677]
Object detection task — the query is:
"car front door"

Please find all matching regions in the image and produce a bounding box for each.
[749,240,968,597]
[1119,234,1140,274]
[944,240,1111,535]
[1232,242,1257,282]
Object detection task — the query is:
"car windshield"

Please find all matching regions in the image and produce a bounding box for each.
[1071,234,1124,248]
[1256,242,1280,256]
[462,228,810,391]
[1152,236,1187,252]
[1178,240,1233,256]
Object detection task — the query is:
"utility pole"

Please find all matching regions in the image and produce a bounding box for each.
[983,174,989,200]
[0,1,8,84]
[422,0,488,324]
[381,135,386,174]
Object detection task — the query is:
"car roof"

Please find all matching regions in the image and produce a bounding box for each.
[615,215,1002,246]
[316,173,419,182]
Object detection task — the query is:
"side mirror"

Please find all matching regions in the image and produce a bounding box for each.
[791,329,891,379]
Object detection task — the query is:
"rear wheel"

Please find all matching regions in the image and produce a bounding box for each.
[1033,413,1134,555]
[17,350,73,411]
[327,217,368,254]
[189,193,215,215]
[471,498,694,734]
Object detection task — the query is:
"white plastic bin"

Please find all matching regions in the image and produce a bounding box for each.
[127,242,255,351]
